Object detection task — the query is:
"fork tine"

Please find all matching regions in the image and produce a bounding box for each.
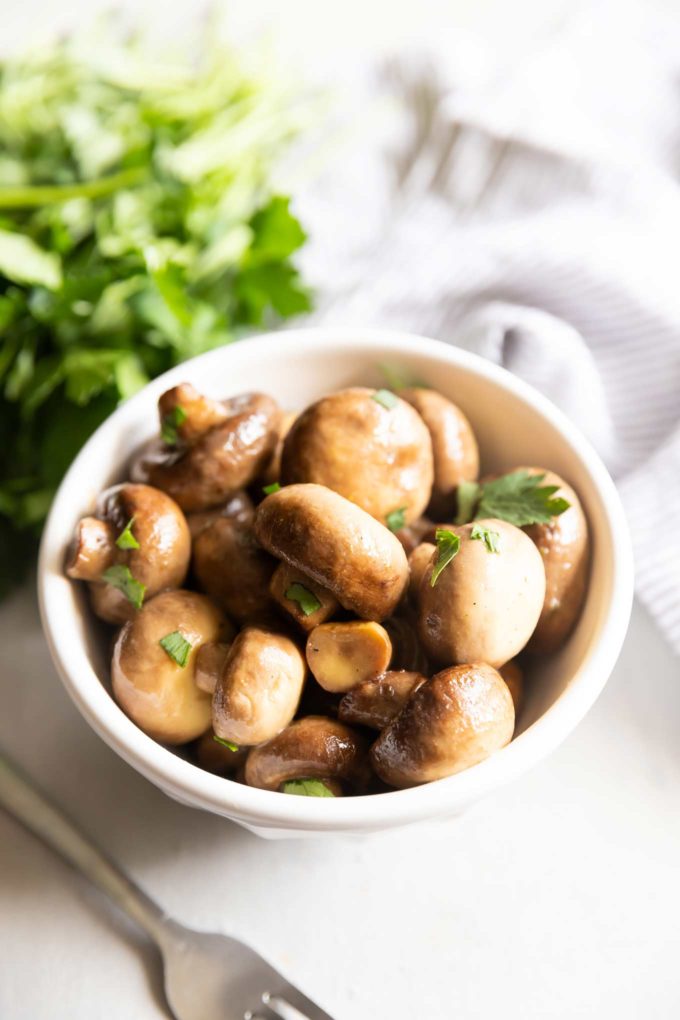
[264,987,336,1020]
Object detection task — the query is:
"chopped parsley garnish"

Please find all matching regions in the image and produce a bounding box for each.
[282,779,335,797]
[161,405,188,445]
[430,528,461,587]
[115,516,140,550]
[159,630,193,667]
[101,565,146,609]
[285,583,322,617]
[372,388,399,410]
[470,523,501,553]
[455,480,481,525]
[475,470,570,526]
[213,735,239,752]
[385,506,407,532]
[262,482,281,495]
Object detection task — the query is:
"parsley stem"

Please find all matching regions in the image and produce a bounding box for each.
[0,167,148,208]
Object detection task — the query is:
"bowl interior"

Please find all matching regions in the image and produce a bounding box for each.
[39,329,628,832]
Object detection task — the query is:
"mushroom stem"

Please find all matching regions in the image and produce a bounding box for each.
[65,517,116,581]
[159,383,229,445]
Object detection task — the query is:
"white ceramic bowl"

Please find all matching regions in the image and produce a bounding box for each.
[38,328,633,839]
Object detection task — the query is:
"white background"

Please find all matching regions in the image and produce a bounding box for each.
[1,3,680,1019]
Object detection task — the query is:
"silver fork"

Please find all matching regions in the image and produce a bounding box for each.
[0,752,335,1020]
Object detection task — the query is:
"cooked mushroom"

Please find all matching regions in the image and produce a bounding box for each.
[408,542,436,607]
[131,383,280,512]
[253,483,409,621]
[371,662,515,787]
[186,490,254,540]
[66,482,191,625]
[244,716,371,792]
[520,468,589,653]
[280,387,434,526]
[195,730,248,774]
[269,562,338,632]
[338,670,426,730]
[499,660,524,714]
[400,387,479,519]
[192,515,276,623]
[416,520,545,667]
[306,621,392,693]
[212,626,306,746]
[111,589,226,744]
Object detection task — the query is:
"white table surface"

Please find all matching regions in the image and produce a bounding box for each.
[1,583,679,1020]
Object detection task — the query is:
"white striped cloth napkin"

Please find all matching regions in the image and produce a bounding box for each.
[295,1,680,654]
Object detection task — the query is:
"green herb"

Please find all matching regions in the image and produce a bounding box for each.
[470,523,501,553]
[115,517,140,550]
[430,529,461,587]
[476,470,570,526]
[372,389,399,410]
[385,506,407,532]
[263,482,281,495]
[282,779,335,797]
[101,565,146,610]
[285,583,322,617]
[455,480,481,525]
[161,406,188,446]
[0,26,312,601]
[213,735,239,752]
[159,630,192,667]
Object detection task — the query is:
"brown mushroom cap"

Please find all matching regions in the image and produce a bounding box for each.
[520,468,589,653]
[244,715,371,792]
[68,482,191,626]
[131,387,280,512]
[280,387,434,526]
[261,410,297,486]
[400,387,479,519]
[192,515,276,623]
[194,640,233,695]
[339,670,426,730]
[417,519,546,667]
[253,483,409,621]
[499,660,524,714]
[111,589,225,744]
[371,663,515,787]
[212,626,306,746]
[408,542,436,607]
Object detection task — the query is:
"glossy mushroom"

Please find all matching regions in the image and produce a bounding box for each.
[280,387,434,526]
[338,670,426,730]
[245,716,371,792]
[212,626,306,746]
[111,589,226,744]
[371,663,515,787]
[416,520,546,667]
[253,483,409,621]
[499,660,524,714]
[306,621,393,693]
[132,383,280,512]
[400,387,479,519]
[192,515,276,623]
[66,482,191,625]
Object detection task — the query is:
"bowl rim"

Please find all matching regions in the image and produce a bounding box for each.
[38,326,634,832]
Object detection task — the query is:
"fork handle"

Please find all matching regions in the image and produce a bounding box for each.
[0,751,169,945]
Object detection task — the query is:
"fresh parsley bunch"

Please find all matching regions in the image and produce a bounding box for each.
[0,30,312,597]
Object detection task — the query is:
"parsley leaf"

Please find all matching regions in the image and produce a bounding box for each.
[159,630,192,667]
[101,565,146,610]
[263,482,281,495]
[455,480,480,525]
[213,735,239,752]
[285,583,322,617]
[372,389,399,410]
[470,523,500,553]
[385,506,407,532]
[476,470,570,526]
[161,406,188,446]
[115,517,140,550]
[282,779,335,797]
[430,529,461,587]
